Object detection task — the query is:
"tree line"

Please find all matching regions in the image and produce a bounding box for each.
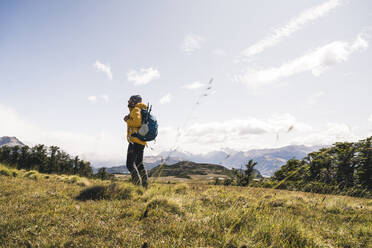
[215,136,371,197]
[0,144,93,177]
[270,136,372,197]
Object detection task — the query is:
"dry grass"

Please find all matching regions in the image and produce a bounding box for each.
[1,164,371,247]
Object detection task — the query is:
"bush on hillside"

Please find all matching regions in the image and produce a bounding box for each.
[94,167,114,180]
[141,198,183,219]
[0,168,11,177]
[76,178,91,187]
[0,164,18,177]
[76,183,133,201]
[24,170,40,180]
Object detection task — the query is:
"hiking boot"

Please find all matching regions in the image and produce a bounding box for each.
[129,168,142,185]
[142,179,148,189]
[137,163,148,188]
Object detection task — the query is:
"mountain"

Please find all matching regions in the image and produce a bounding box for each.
[0,136,25,147]
[148,145,323,177]
[227,145,324,177]
[104,144,323,177]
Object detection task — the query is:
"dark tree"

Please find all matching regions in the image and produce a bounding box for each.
[234,159,257,186]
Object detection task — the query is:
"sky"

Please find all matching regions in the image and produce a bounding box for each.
[1,0,371,166]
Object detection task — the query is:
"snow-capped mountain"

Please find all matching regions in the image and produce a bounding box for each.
[152,145,322,177]
[0,136,25,147]
[104,145,323,177]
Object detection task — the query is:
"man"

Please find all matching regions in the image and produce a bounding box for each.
[124,95,148,187]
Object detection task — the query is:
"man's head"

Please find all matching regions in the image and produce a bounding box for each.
[128,95,142,108]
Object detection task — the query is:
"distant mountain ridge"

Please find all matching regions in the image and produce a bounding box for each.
[148,145,323,177]
[0,136,25,147]
[105,144,324,177]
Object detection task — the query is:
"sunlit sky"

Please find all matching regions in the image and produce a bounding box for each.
[1,0,371,165]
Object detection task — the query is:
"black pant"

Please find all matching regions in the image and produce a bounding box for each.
[126,143,147,185]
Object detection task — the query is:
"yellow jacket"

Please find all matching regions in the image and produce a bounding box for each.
[126,102,147,146]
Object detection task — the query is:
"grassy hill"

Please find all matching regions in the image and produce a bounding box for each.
[1,163,371,247]
[149,161,235,179]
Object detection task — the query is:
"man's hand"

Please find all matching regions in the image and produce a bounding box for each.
[124,115,130,121]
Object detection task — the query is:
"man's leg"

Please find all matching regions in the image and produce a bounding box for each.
[126,143,142,185]
[134,143,148,187]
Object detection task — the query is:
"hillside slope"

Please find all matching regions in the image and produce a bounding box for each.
[148,161,234,179]
[1,164,371,247]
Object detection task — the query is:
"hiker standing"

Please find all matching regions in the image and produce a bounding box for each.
[124,95,148,187]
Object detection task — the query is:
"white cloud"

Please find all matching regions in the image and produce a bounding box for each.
[0,104,36,139]
[235,34,368,88]
[127,68,160,85]
[88,96,97,103]
[292,122,359,146]
[88,95,109,103]
[160,93,171,104]
[240,0,341,58]
[182,81,205,90]
[161,115,363,154]
[181,34,205,54]
[308,91,325,104]
[100,94,109,102]
[182,113,312,145]
[368,115,372,123]
[94,60,112,80]
[212,48,227,57]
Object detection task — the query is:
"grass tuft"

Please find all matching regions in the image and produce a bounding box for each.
[24,170,40,180]
[76,177,91,187]
[76,183,134,201]
[0,168,11,177]
[141,198,183,218]
[174,184,189,194]
[0,164,18,177]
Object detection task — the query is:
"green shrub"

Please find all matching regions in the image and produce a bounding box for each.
[76,178,91,187]
[24,171,37,177]
[64,175,80,184]
[24,170,39,180]
[76,185,106,200]
[213,177,221,185]
[223,178,233,186]
[0,165,18,177]
[174,184,189,194]
[277,224,316,248]
[76,183,133,201]
[0,169,11,177]
[252,224,273,246]
[141,198,183,218]
[302,181,338,194]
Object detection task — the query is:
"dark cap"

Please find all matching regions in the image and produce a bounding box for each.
[129,95,142,104]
